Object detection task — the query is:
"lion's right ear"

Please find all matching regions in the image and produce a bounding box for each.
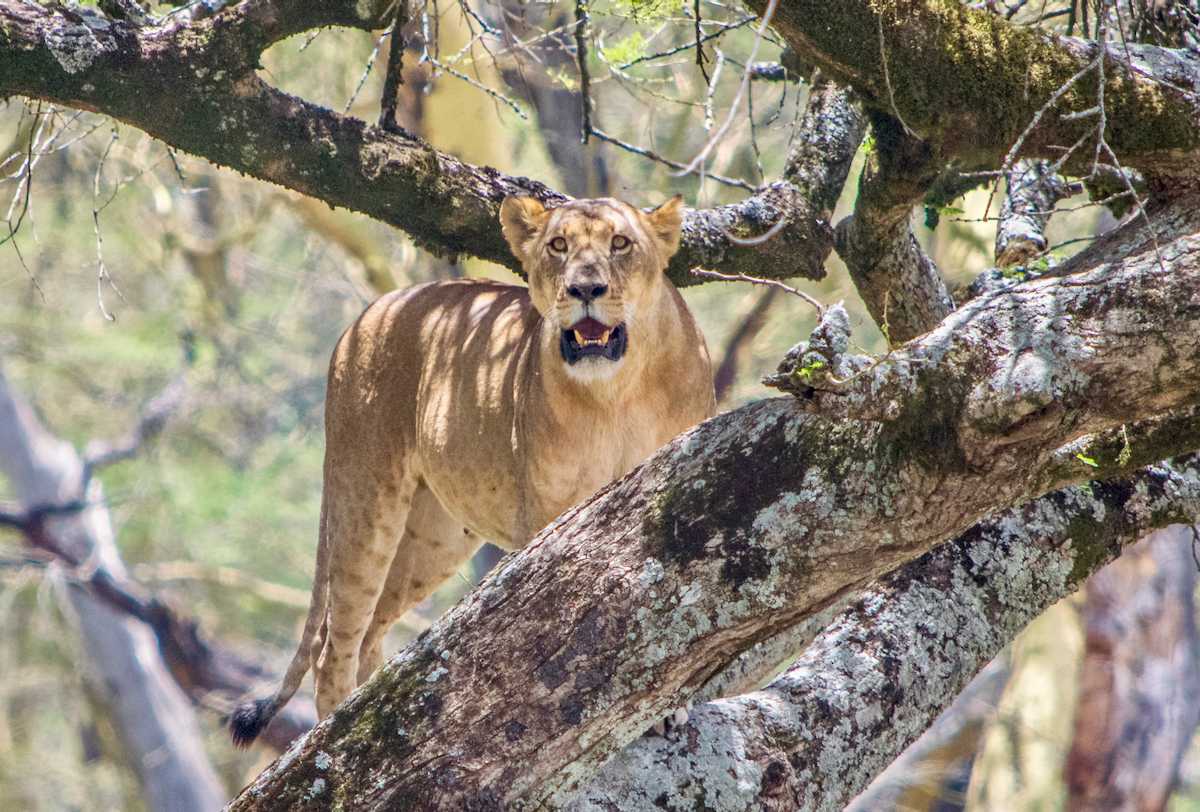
[499,197,549,263]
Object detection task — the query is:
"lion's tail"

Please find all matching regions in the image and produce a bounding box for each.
[229,502,332,748]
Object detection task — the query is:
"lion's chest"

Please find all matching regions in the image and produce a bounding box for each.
[418,391,667,550]
[520,401,668,538]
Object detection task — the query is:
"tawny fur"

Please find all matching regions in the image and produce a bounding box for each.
[230,196,714,745]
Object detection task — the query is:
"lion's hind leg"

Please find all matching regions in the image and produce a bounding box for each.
[313,470,415,719]
[356,484,482,684]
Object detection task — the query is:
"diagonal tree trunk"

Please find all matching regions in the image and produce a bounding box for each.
[227,186,1200,807]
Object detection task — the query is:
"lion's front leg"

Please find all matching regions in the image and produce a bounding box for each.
[355,484,483,684]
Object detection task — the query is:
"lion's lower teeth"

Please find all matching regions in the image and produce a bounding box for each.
[574,330,585,344]
[599,330,611,344]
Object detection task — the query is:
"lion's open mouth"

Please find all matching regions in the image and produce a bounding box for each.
[561,317,627,364]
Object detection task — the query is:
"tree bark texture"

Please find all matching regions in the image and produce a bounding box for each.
[995,160,1074,268]
[844,658,1009,811]
[1064,525,1200,812]
[570,461,1200,811]
[4,0,1197,289]
[0,0,835,285]
[5,0,1200,808]
[226,191,1200,807]
[749,0,1200,177]
[0,364,226,812]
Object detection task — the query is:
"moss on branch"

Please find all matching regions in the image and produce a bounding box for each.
[750,0,1200,176]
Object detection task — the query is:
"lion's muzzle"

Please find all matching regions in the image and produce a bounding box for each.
[561,317,627,364]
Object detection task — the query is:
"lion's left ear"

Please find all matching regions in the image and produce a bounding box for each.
[645,195,685,260]
[499,197,549,263]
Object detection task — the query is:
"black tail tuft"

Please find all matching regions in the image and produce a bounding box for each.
[229,698,275,749]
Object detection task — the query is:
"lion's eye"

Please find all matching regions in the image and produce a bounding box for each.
[611,235,631,252]
[549,236,568,253]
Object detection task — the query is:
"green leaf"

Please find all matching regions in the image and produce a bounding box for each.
[793,358,827,383]
[601,32,647,67]
[1075,452,1100,468]
[610,0,683,21]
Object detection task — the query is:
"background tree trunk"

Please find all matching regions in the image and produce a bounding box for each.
[0,363,226,812]
[1064,525,1200,811]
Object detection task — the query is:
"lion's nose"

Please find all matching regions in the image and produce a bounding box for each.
[567,283,608,303]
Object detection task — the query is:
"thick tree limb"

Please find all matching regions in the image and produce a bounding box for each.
[1064,525,1200,810]
[780,78,866,220]
[752,0,1200,178]
[834,114,955,343]
[0,0,833,284]
[572,459,1200,810]
[844,658,1009,812]
[228,194,1200,809]
[6,0,1196,295]
[773,196,1200,439]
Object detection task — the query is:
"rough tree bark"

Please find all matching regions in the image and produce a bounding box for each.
[833,112,955,343]
[5,0,1200,808]
[843,659,1010,812]
[0,0,835,285]
[572,460,1200,810]
[1064,525,1200,811]
[223,186,1200,808]
[0,364,226,812]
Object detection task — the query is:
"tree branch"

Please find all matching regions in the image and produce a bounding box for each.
[0,0,834,285]
[228,192,1200,809]
[572,458,1200,810]
[0,362,225,811]
[750,0,1200,178]
[995,160,1075,267]
[833,113,955,344]
[0,359,316,753]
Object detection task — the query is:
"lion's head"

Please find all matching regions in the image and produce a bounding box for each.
[499,195,685,381]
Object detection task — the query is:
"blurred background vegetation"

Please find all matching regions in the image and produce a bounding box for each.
[1,0,1194,807]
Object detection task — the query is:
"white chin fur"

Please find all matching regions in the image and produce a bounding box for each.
[563,355,624,383]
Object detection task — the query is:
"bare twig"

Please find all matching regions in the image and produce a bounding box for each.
[346,28,390,114]
[379,0,410,131]
[723,215,788,245]
[877,13,916,136]
[588,127,755,190]
[693,0,710,82]
[703,49,726,131]
[677,0,779,177]
[616,16,755,70]
[81,372,189,491]
[985,49,1103,217]
[92,126,123,321]
[575,0,592,144]
[689,267,824,316]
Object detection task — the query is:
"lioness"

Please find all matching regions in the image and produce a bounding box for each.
[230,195,715,746]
